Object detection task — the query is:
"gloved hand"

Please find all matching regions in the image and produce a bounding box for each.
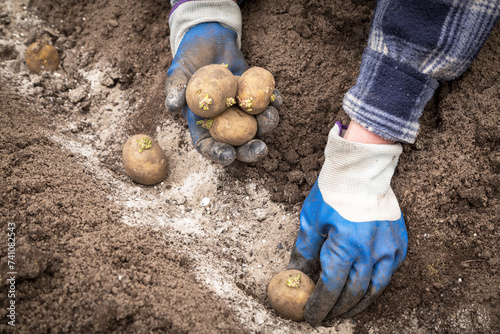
[287,122,408,325]
[165,22,282,165]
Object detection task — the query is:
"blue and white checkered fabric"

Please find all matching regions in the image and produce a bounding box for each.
[344,0,500,143]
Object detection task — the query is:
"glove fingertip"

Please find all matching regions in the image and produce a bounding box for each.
[215,149,236,166]
[235,139,268,163]
[270,89,283,109]
[256,106,279,137]
[304,278,336,326]
[165,97,184,113]
[197,137,236,165]
[165,83,187,113]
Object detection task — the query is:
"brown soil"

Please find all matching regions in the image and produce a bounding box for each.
[0,0,498,333]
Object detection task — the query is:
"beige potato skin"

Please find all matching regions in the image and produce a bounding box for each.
[122,134,168,185]
[237,67,275,115]
[267,269,315,322]
[209,107,258,146]
[186,64,237,118]
[25,42,60,74]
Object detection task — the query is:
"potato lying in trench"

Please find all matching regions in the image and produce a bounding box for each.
[186,64,237,118]
[200,107,258,146]
[122,134,168,185]
[25,38,60,74]
[267,269,315,321]
[237,67,275,115]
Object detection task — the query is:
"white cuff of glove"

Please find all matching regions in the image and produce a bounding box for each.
[169,0,242,57]
[318,123,403,222]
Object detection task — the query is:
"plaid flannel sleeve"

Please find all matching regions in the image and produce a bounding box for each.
[344,0,500,143]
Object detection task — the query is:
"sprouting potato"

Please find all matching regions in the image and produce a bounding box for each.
[267,269,315,322]
[25,38,60,74]
[186,64,238,118]
[200,107,257,146]
[237,67,275,115]
[122,134,168,185]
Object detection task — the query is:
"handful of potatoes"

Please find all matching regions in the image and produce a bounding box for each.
[186,64,276,146]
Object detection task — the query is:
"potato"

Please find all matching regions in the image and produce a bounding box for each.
[237,67,275,115]
[122,134,168,185]
[25,38,60,74]
[186,64,238,118]
[267,269,315,322]
[205,107,257,146]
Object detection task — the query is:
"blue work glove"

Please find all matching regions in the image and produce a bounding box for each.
[287,122,408,325]
[165,22,281,165]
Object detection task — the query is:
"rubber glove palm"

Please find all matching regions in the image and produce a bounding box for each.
[288,123,408,325]
[165,22,280,165]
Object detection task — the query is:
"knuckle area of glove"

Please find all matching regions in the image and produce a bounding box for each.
[166,82,186,95]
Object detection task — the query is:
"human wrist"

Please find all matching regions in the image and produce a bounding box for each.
[343,120,395,145]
